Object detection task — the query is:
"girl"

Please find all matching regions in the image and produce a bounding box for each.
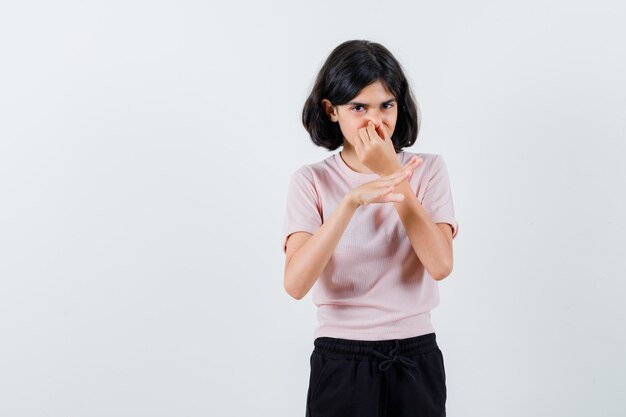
[282,40,459,417]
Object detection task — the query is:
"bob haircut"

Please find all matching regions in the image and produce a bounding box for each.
[302,40,421,152]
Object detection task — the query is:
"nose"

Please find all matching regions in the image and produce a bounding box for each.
[366,112,383,127]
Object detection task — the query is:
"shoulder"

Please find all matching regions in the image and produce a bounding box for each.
[290,159,324,181]
[289,154,335,183]
[286,156,336,201]
[401,151,444,175]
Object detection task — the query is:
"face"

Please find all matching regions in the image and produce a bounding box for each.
[322,79,398,150]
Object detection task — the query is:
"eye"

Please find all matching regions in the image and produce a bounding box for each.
[351,105,365,112]
[383,103,395,110]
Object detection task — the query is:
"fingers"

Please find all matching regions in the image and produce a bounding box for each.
[361,121,385,143]
[402,155,423,170]
[352,133,365,156]
[358,126,371,145]
[381,169,410,184]
[366,121,379,142]
[397,156,422,175]
[379,170,411,192]
[377,157,422,191]
[377,122,390,140]
[379,187,405,203]
[381,155,422,181]
[393,170,412,183]
[370,169,411,205]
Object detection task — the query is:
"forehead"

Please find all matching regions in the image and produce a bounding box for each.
[351,80,396,104]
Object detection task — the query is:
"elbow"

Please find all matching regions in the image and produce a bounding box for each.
[284,276,305,300]
[432,271,449,281]
[431,262,453,281]
[287,289,305,301]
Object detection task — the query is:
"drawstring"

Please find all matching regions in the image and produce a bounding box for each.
[372,340,419,380]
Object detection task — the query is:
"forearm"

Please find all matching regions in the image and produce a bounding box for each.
[392,180,452,280]
[284,195,359,299]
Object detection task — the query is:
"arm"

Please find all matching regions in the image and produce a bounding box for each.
[284,195,359,300]
[351,124,456,280]
[390,179,454,280]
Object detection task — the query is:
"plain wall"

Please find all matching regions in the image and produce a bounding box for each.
[1,0,625,416]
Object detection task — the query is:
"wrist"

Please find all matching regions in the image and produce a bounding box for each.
[343,192,361,210]
[380,163,401,177]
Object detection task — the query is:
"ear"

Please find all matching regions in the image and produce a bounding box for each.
[321,98,338,122]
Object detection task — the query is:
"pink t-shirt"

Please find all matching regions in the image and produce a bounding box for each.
[282,150,459,341]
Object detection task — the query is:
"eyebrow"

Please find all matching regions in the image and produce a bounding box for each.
[347,98,397,106]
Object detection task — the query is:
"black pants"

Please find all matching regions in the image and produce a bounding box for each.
[306,332,446,417]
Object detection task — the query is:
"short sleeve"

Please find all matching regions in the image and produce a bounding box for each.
[421,155,459,239]
[281,166,323,253]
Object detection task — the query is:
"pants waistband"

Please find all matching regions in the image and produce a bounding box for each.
[313,333,438,380]
[313,332,438,359]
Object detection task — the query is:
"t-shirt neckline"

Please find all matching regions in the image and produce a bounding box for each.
[334,150,407,180]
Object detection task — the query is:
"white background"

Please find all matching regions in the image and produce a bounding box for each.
[1,1,625,416]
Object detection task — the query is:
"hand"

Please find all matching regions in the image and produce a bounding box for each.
[354,120,400,175]
[347,155,423,207]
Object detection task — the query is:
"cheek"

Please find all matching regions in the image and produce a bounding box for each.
[384,117,397,131]
[338,121,360,143]
[381,120,393,130]
[344,121,364,137]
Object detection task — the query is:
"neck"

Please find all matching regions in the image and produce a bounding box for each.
[340,149,375,174]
